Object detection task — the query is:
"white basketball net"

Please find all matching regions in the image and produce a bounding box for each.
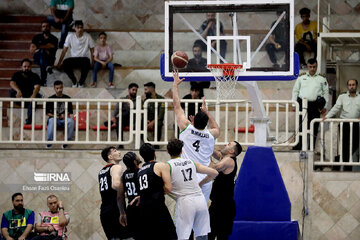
[208,64,244,100]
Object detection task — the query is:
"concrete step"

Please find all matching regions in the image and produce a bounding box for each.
[0,32,38,41]
[0,15,46,23]
[0,68,17,78]
[0,79,10,88]
[0,23,40,32]
[0,50,32,59]
[0,40,30,50]
[0,59,22,68]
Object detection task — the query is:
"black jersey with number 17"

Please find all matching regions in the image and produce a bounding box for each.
[122,168,140,203]
[98,163,117,214]
[137,162,165,206]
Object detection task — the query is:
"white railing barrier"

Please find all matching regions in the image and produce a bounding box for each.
[310,118,360,167]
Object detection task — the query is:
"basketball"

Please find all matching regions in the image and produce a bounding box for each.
[171,51,188,69]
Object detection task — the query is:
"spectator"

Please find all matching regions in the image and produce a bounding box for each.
[92,32,115,88]
[33,195,69,240]
[56,20,95,88]
[46,80,74,149]
[194,12,227,59]
[111,83,138,149]
[187,44,208,72]
[1,193,35,240]
[29,20,58,86]
[143,82,165,147]
[47,0,74,49]
[295,8,318,68]
[10,58,42,125]
[292,58,329,150]
[181,85,202,120]
[265,10,287,69]
[323,79,360,171]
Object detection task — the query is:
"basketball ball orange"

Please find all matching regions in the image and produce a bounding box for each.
[171,51,188,68]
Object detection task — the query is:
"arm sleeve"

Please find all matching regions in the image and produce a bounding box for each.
[1,214,9,228]
[50,0,56,7]
[35,213,42,224]
[294,24,301,41]
[158,101,165,123]
[292,78,300,101]
[326,96,342,118]
[27,211,35,225]
[88,35,95,49]
[323,79,329,105]
[64,34,71,48]
[112,103,120,118]
[93,46,99,58]
[68,0,74,8]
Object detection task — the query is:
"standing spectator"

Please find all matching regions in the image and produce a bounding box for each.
[33,195,70,240]
[1,193,35,240]
[295,8,318,68]
[323,79,360,171]
[208,141,242,240]
[194,12,227,59]
[181,85,202,120]
[46,80,74,149]
[137,143,177,240]
[265,10,287,69]
[47,0,74,49]
[92,32,115,88]
[144,82,165,147]
[118,152,142,239]
[29,20,58,86]
[111,83,138,149]
[292,58,329,150]
[9,58,42,125]
[56,20,95,88]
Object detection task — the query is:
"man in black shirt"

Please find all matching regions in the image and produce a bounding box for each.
[208,141,242,240]
[99,146,130,240]
[118,152,142,239]
[45,80,74,149]
[30,20,58,86]
[9,58,42,125]
[187,44,208,72]
[137,143,177,240]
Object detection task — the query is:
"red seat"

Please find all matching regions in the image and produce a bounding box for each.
[23,124,44,130]
[234,124,255,133]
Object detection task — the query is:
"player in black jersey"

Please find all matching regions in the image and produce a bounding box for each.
[98,146,129,240]
[208,141,242,240]
[117,152,141,239]
[137,143,177,240]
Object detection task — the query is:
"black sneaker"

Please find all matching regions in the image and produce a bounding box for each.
[46,66,53,74]
[62,144,68,149]
[25,119,32,125]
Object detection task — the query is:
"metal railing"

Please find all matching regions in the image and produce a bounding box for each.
[0,97,300,149]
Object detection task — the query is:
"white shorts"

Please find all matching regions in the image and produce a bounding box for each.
[197,173,213,203]
[175,193,210,239]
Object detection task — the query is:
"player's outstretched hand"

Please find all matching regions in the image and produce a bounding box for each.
[172,70,185,86]
[200,97,209,114]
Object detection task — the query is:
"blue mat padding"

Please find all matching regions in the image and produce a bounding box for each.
[233,146,291,221]
[229,221,298,240]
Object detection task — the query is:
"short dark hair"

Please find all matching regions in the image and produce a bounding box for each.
[193,111,209,130]
[74,20,84,27]
[123,152,137,170]
[12,193,23,201]
[139,143,155,162]
[307,58,317,65]
[233,141,242,157]
[41,20,50,25]
[347,79,358,86]
[299,8,310,16]
[99,32,107,37]
[167,139,184,157]
[128,83,139,89]
[144,82,155,88]
[190,86,201,92]
[21,58,32,66]
[193,44,202,50]
[53,80,63,87]
[101,146,116,162]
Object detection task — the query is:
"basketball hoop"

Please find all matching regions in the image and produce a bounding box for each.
[208,63,244,100]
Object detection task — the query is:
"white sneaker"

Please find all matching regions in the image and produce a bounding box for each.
[72,83,77,88]
[78,84,84,88]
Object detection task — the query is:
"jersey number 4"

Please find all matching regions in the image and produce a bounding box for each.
[181,168,193,182]
[99,176,109,191]
[192,140,200,152]
[139,174,148,190]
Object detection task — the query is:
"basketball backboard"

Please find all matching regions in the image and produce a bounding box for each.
[161,0,298,82]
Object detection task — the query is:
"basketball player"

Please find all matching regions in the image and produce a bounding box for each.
[208,141,242,240]
[172,70,220,202]
[137,143,177,240]
[98,146,130,240]
[117,152,141,239]
[167,139,218,240]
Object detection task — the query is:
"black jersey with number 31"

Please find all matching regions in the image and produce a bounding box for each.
[98,164,117,213]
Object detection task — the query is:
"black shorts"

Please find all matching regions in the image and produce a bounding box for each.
[209,200,236,236]
[138,203,177,240]
[100,209,130,239]
[126,204,141,239]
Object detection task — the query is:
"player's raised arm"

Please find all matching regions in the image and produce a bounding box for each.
[172,70,190,131]
[195,161,218,187]
[200,97,220,138]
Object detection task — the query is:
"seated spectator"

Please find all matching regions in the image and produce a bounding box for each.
[194,12,227,59]
[10,58,42,125]
[1,193,35,240]
[265,10,286,69]
[295,7,318,68]
[92,32,115,88]
[56,20,95,88]
[46,80,74,149]
[47,0,74,49]
[33,195,69,240]
[111,83,138,149]
[181,85,202,119]
[29,20,58,86]
[187,44,208,72]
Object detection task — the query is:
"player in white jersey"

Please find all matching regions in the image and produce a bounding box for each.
[173,70,220,202]
[167,139,218,240]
